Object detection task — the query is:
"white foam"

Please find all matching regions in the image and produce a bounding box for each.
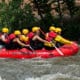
[25,73,80,80]
[0,76,5,80]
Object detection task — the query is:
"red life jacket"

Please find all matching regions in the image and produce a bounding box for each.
[45,31,57,42]
[27,32,34,39]
[8,33,16,40]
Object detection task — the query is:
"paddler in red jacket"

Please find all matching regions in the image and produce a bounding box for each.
[44,26,57,48]
[13,30,30,48]
[45,26,57,42]
[6,30,30,50]
[45,26,73,48]
[29,26,48,50]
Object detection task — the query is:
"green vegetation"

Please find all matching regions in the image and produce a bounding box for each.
[0,0,80,40]
[0,0,36,32]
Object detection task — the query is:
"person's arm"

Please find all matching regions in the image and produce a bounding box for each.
[13,38,30,47]
[33,35,48,43]
[1,35,8,42]
[45,33,48,40]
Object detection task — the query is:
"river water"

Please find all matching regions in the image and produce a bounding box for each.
[0,51,80,80]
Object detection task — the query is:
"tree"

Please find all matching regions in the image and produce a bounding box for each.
[32,0,55,31]
[0,0,36,32]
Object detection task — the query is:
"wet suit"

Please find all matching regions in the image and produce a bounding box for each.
[30,39,43,50]
[29,32,44,50]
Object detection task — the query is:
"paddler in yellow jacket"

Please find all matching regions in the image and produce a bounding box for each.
[55,27,72,44]
[22,29,30,45]
[44,26,73,48]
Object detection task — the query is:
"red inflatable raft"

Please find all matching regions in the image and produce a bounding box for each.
[0,42,79,59]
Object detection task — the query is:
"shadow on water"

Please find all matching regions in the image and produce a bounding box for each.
[0,51,80,80]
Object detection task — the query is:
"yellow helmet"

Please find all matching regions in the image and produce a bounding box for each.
[22,29,29,35]
[55,27,62,33]
[2,27,9,33]
[32,26,40,32]
[49,26,56,31]
[20,35,29,42]
[14,30,21,35]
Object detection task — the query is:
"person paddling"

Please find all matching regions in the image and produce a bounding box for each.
[44,26,57,49]
[6,30,30,50]
[0,27,9,49]
[22,29,30,44]
[45,26,72,47]
[29,26,48,50]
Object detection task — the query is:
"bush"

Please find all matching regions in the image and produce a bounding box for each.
[0,0,36,32]
[0,0,80,41]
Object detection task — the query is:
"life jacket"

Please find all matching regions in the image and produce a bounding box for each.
[6,37,22,50]
[5,34,19,49]
[45,31,57,42]
[8,33,16,40]
[27,32,34,40]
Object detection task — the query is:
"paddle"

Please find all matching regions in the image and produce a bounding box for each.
[28,45,36,54]
[29,46,34,52]
[51,41,64,56]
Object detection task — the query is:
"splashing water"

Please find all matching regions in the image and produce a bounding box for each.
[0,52,80,80]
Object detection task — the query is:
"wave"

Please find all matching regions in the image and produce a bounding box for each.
[25,73,80,80]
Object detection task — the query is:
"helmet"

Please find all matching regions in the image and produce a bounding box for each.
[49,26,56,31]
[20,35,29,42]
[32,26,40,32]
[22,29,29,35]
[2,27,9,33]
[14,30,21,35]
[55,27,62,33]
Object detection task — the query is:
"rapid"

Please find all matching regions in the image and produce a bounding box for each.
[0,50,80,80]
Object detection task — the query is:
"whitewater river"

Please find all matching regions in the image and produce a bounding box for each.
[0,51,80,80]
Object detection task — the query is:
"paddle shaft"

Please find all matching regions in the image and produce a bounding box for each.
[29,46,34,51]
[51,42,64,56]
